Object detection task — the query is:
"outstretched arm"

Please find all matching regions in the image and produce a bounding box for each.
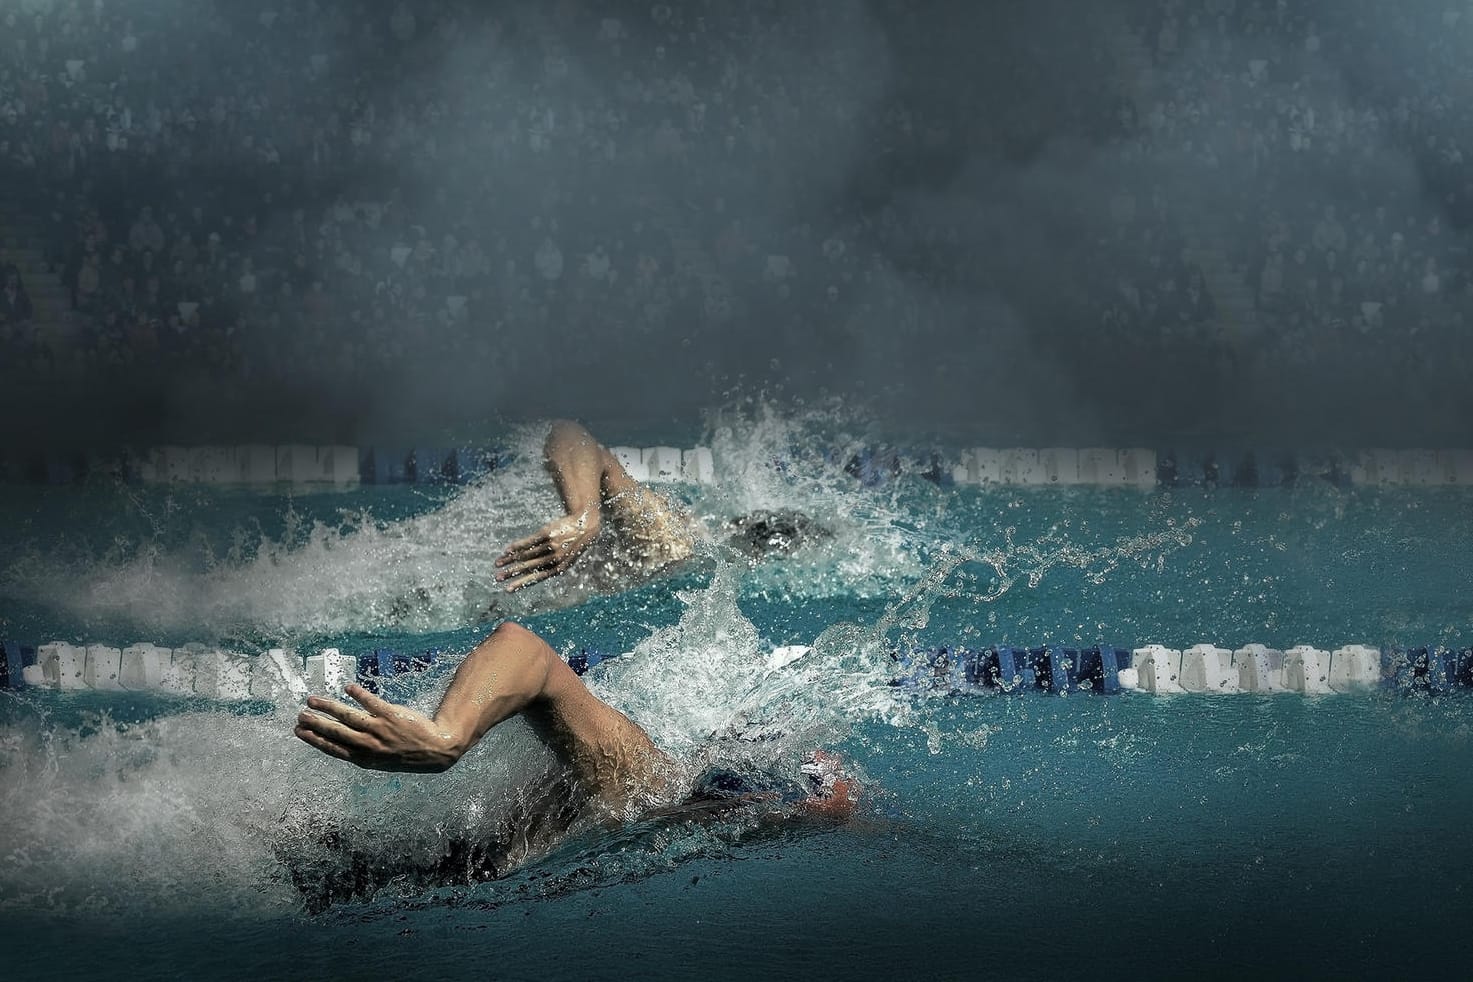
[294,621,671,801]
[495,419,639,592]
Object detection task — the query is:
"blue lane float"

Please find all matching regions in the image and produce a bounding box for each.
[1387,646,1469,693]
[1157,449,1320,489]
[891,645,1133,694]
[566,648,610,676]
[355,649,439,692]
[888,643,1468,696]
[1236,451,1298,488]
[989,646,1034,689]
[358,447,411,484]
[2,641,36,689]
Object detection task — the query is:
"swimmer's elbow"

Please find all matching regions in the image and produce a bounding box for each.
[488,620,564,695]
[490,619,541,647]
[545,419,594,453]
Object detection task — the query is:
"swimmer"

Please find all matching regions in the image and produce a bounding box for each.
[494,420,700,592]
[290,621,856,907]
[725,508,833,559]
[493,421,833,593]
[294,620,857,817]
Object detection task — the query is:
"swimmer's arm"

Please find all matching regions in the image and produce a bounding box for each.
[544,418,625,517]
[295,622,669,794]
[496,420,632,591]
[294,622,566,772]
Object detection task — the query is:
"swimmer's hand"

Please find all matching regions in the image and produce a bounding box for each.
[494,507,601,592]
[294,685,465,773]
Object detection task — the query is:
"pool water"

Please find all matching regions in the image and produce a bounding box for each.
[2,411,1471,981]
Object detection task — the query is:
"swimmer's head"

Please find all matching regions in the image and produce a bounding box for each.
[799,750,859,820]
[726,509,832,559]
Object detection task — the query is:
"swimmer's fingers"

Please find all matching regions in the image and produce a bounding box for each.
[296,704,373,746]
[505,529,550,552]
[495,545,548,568]
[498,553,559,577]
[304,694,378,732]
[294,712,382,769]
[496,553,561,590]
[293,723,353,762]
[297,692,457,773]
[499,564,563,592]
[495,531,552,567]
[296,704,397,763]
[344,684,395,716]
[495,542,552,570]
[295,721,395,771]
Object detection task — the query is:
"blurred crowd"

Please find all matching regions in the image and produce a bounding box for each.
[1123,0,1473,382]
[0,0,1470,412]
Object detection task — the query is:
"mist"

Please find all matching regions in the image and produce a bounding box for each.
[1,0,1470,449]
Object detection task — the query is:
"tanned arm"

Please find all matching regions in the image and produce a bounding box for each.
[294,621,671,802]
[495,420,638,591]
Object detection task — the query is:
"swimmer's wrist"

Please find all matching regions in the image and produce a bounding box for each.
[427,715,473,767]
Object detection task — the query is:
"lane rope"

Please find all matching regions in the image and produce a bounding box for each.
[6,445,1473,488]
[4,639,1467,702]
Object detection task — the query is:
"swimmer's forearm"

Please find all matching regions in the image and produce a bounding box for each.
[544,419,611,522]
[494,420,623,590]
[295,622,576,773]
[425,621,662,798]
[430,622,560,758]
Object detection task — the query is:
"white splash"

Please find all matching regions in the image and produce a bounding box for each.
[1,403,930,640]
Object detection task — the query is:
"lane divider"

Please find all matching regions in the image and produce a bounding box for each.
[948,448,1159,489]
[4,446,1473,488]
[944,448,1473,488]
[0,641,441,702]
[610,446,715,484]
[3,639,1469,702]
[0,445,718,487]
[889,643,1469,694]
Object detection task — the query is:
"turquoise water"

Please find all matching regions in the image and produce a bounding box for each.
[2,413,1471,980]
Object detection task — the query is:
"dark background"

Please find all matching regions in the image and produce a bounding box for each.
[1,0,1470,448]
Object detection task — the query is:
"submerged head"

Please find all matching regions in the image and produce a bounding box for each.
[798,750,860,820]
[686,750,860,822]
[726,508,832,559]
